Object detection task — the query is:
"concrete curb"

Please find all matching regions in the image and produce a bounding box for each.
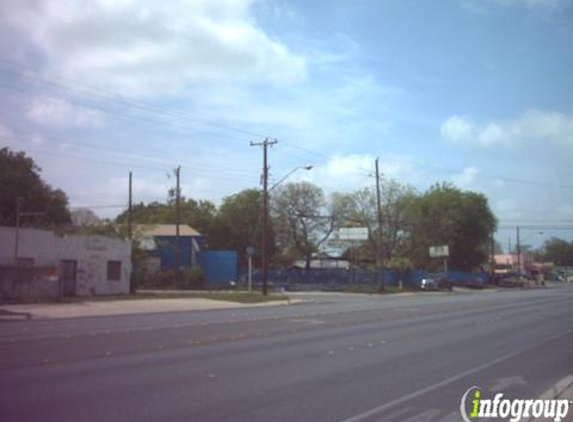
[0,297,305,320]
[538,375,573,400]
[527,375,573,422]
[0,310,32,321]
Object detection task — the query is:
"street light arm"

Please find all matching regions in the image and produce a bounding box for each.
[269,165,312,192]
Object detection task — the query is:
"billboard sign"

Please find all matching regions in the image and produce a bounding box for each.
[429,245,449,258]
[338,227,369,241]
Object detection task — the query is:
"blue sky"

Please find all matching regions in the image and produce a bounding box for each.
[0,0,572,250]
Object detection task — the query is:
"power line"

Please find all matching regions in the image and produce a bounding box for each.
[70,205,126,209]
[2,114,258,177]
[499,220,573,223]
[3,131,260,182]
[0,58,266,140]
[0,82,253,145]
[498,225,573,230]
[2,58,572,192]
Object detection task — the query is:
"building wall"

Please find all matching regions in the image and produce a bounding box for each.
[154,236,203,270]
[0,227,131,296]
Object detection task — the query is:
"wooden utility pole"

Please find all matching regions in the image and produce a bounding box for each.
[128,171,134,293]
[516,226,521,275]
[490,229,495,279]
[250,138,277,295]
[375,158,383,288]
[128,171,133,239]
[175,166,181,274]
[14,197,21,264]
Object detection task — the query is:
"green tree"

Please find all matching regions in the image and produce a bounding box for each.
[536,237,573,266]
[330,179,416,265]
[0,147,71,227]
[271,182,340,269]
[207,188,276,266]
[400,183,497,271]
[71,207,100,226]
[116,198,216,235]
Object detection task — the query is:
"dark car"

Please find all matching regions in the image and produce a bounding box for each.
[465,277,485,289]
[498,275,528,288]
[420,275,453,291]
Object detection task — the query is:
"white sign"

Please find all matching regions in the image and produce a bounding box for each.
[429,245,449,258]
[338,227,369,241]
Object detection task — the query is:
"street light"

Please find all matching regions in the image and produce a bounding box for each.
[261,164,313,295]
[269,165,313,192]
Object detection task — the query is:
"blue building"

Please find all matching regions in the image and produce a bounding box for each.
[135,224,237,285]
[136,224,203,271]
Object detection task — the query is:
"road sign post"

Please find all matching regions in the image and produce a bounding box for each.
[246,246,255,292]
[429,245,449,274]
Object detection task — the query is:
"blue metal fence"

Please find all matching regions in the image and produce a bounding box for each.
[238,267,487,289]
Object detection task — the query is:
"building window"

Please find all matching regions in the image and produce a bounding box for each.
[107,261,121,281]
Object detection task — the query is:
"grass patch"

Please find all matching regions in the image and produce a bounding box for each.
[59,291,289,304]
[191,292,288,304]
[343,284,420,294]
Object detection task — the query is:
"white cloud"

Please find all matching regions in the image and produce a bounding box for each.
[440,115,474,143]
[306,153,422,193]
[26,96,104,128]
[452,166,480,189]
[441,110,573,148]
[2,0,306,95]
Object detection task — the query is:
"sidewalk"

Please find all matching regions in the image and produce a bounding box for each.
[530,375,573,422]
[0,296,297,320]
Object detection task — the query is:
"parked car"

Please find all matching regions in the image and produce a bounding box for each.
[498,275,528,288]
[420,275,453,291]
[465,277,485,289]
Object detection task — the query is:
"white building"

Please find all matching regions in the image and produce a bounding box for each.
[0,226,131,296]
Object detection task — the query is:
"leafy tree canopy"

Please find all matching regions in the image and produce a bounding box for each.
[115,198,216,235]
[536,237,573,266]
[271,182,340,268]
[208,188,276,265]
[0,147,71,227]
[400,183,497,271]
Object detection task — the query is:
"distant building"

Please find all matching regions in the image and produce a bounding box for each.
[133,224,237,285]
[494,252,535,276]
[0,226,131,297]
[133,224,203,271]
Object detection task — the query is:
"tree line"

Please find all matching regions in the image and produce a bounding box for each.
[3,147,572,270]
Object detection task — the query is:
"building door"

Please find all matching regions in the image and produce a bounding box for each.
[60,260,77,296]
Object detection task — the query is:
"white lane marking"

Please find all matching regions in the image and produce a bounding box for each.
[338,329,573,422]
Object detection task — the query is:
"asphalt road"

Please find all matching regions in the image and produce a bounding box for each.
[1,285,572,422]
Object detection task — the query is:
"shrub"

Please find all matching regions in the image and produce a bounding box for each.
[182,266,205,290]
